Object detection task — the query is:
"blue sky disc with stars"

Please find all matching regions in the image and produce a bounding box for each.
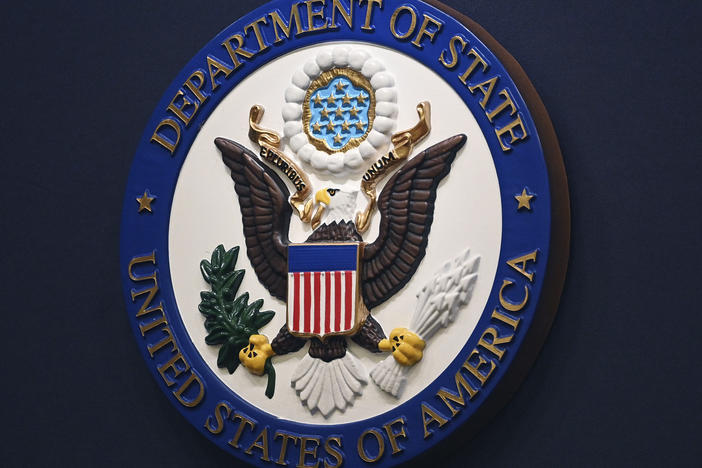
[307,75,371,151]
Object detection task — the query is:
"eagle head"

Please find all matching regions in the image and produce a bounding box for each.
[311,188,359,230]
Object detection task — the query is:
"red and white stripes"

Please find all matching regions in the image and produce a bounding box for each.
[288,270,356,336]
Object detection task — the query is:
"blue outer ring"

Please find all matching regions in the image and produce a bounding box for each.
[120,1,552,466]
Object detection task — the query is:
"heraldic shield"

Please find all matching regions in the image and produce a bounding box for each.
[287,242,369,339]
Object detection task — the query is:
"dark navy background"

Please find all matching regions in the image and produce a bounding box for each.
[1,0,700,466]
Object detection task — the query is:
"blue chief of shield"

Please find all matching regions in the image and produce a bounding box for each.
[308,76,371,151]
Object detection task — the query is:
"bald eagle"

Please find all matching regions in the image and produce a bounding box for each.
[214,134,466,414]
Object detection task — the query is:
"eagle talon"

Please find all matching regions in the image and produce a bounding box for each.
[379,327,425,366]
[239,335,275,376]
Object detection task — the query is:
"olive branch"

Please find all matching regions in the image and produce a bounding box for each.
[198,245,276,398]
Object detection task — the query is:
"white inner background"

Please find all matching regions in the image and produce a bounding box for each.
[169,42,502,424]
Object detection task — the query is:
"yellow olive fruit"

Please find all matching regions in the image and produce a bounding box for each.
[238,334,275,376]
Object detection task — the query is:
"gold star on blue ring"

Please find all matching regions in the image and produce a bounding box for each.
[136,190,155,213]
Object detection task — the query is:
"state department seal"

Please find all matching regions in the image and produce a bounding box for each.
[120,1,570,466]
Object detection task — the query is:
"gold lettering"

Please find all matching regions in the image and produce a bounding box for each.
[420,403,448,439]
[458,48,488,85]
[131,282,162,321]
[496,114,528,152]
[204,401,232,434]
[244,16,270,52]
[506,250,538,282]
[167,89,198,125]
[463,349,497,386]
[229,413,256,448]
[274,432,300,466]
[439,34,468,69]
[184,69,208,104]
[306,0,329,32]
[146,325,176,357]
[330,0,353,29]
[499,279,529,312]
[357,429,384,463]
[128,254,165,322]
[222,33,255,69]
[173,371,205,408]
[138,311,166,335]
[411,14,443,48]
[468,76,498,110]
[487,89,517,122]
[157,350,189,386]
[128,252,156,281]
[477,327,514,360]
[390,5,416,39]
[131,282,160,318]
[206,55,234,91]
[359,0,382,31]
[246,427,272,462]
[436,368,478,417]
[269,5,306,42]
[491,309,521,331]
[382,417,407,455]
[323,437,344,468]
[297,436,321,468]
[150,118,181,154]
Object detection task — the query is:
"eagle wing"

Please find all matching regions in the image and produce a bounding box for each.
[214,138,291,301]
[361,134,467,310]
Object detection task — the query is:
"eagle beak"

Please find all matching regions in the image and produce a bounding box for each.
[311,189,329,230]
[315,188,331,206]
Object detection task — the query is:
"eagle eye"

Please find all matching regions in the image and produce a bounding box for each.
[327,188,339,196]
